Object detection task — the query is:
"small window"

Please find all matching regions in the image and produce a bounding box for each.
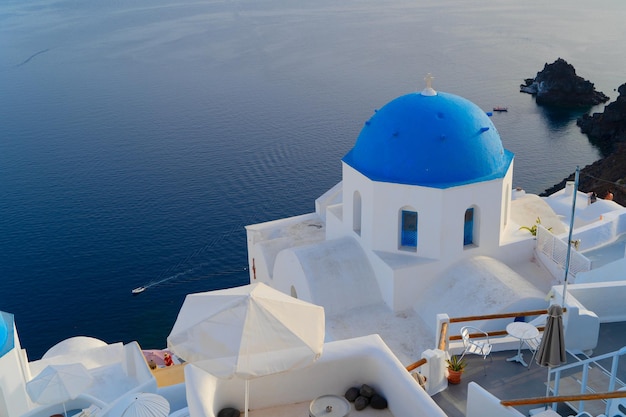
[464,208,474,246]
[401,210,418,248]
[353,191,362,235]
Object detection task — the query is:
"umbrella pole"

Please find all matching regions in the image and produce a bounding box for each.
[562,166,580,307]
[63,402,68,417]
[544,368,551,411]
[245,379,249,417]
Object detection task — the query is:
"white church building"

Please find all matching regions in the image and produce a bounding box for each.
[243,79,578,363]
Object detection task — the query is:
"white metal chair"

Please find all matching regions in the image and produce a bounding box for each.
[523,335,542,369]
[459,326,493,374]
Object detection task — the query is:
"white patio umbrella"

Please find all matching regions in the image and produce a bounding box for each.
[101,392,170,417]
[167,282,325,417]
[26,363,94,417]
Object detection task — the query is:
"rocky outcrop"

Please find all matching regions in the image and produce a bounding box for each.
[542,81,626,206]
[577,83,626,153]
[520,58,609,107]
[541,141,626,206]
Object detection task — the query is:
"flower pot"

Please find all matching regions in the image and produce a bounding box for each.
[447,369,463,385]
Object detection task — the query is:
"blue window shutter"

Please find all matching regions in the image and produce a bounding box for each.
[401,210,418,247]
[464,208,474,245]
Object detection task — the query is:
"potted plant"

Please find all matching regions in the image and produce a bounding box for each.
[519,217,552,237]
[446,355,466,385]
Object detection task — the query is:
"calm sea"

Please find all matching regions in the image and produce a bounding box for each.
[2,0,625,360]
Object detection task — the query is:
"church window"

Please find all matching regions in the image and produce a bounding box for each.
[400,210,418,249]
[353,191,362,235]
[464,207,475,246]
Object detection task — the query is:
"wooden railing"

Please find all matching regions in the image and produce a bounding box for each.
[404,308,626,414]
[448,309,554,323]
[442,308,626,413]
[405,309,567,381]
[501,390,626,407]
[405,358,427,372]
[446,309,564,340]
[438,321,448,350]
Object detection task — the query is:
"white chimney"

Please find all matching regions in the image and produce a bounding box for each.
[564,181,575,196]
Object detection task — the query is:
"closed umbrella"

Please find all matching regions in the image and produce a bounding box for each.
[535,304,566,410]
[167,282,325,417]
[101,392,170,417]
[26,363,94,417]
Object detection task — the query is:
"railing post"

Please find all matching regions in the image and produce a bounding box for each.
[578,364,590,413]
[606,353,621,415]
[436,313,450,352]
[421,349,447,396]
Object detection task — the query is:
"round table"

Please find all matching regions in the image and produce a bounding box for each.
[506,322,539,367]
[309,395,350,417]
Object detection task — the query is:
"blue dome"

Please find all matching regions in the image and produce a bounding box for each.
[0,312,11,358]
[342,91,513,188]
[0,316,6,348]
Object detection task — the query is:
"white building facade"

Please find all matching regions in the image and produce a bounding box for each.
[245,82,540,316]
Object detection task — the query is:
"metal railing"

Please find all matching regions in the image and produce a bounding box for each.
[536,224,591,281]
[544,346,626,415]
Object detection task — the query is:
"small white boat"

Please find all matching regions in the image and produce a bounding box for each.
[132,286,146,295]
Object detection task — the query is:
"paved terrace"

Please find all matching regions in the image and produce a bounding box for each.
[433,322,626,417]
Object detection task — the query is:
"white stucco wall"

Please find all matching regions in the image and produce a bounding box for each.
[0,314,29,417]
[272,237,382,316]
[271,249,313,302]
[560,281,626,324]
[184,335,447,417]
[0,347,30,417]
[245,213,325,283]
[466,382,526,417]
[576,258,626,284]
[340,162,512,261]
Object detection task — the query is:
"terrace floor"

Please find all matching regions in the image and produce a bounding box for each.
[432,322,626,417]
[250,400,394,417]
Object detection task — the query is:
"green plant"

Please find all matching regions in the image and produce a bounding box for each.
[446,355,467,372]
[519,217,552,236]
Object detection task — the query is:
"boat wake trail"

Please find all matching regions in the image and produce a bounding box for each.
[147,269,193,288]
[132,268,198,295]
[132,263,248,295]
[17,49,50,67]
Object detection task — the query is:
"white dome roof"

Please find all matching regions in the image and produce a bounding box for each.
[42,336,108,359]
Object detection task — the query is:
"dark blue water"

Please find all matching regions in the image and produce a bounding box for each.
[2,0,626,360]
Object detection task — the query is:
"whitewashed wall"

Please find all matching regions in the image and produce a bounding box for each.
[185,335,447,417]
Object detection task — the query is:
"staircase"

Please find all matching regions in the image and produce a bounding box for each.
[549,348,626,416]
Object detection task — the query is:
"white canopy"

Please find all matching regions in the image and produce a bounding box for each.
[167,282,325,379]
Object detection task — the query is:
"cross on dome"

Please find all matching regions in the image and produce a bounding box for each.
[425,73,434,88]
[421,73,437,96]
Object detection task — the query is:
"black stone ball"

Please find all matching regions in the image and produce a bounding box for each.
[359,383,376,398]
[345,387,360,402]
[217,407,241,417]
[370,394,388,409]
[354,396,370,411]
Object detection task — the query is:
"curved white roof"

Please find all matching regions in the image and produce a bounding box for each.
[42,336,108,359]
[414,256,547,334]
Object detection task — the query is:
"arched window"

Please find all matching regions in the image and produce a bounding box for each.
[400,209,418,250]
[353,191,362,235]
[464,207,475,246]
